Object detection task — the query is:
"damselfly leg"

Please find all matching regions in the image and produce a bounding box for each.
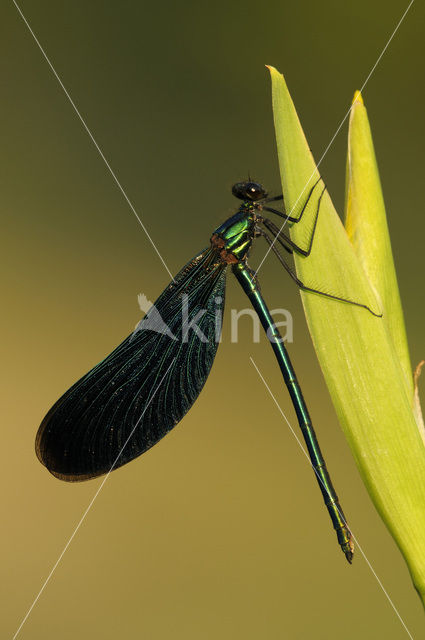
[255,180,382,317]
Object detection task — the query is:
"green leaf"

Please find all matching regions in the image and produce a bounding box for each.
[268,65,425,604]
[345,91,413,399]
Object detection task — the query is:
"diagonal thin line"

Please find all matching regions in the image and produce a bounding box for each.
[249,357,414,640]
[11,1,415,637]
[12,360,175,640]
[12,0,175,282]
[254,0,415,279]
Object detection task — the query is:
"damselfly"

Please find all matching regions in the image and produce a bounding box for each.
[36,178,379,562]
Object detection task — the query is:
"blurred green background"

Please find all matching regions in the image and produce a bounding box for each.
[2,1,424,638]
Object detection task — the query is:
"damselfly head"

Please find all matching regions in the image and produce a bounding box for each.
[232,181,267,202]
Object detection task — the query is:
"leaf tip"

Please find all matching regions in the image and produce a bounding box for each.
[266,65,280,78]
[352,90,364,106]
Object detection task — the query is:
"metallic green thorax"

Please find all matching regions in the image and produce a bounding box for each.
[211,203,257,262]
[211,203,354,562]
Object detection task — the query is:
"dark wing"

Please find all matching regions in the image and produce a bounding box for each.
[36,248,226,481]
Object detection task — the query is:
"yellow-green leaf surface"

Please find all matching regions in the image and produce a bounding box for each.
[268,66,425,603]
[346,91,425,445]
[345,91,413,398]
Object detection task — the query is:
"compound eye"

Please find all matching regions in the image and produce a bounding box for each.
[246,182,266,200]
[232,181,267,201]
